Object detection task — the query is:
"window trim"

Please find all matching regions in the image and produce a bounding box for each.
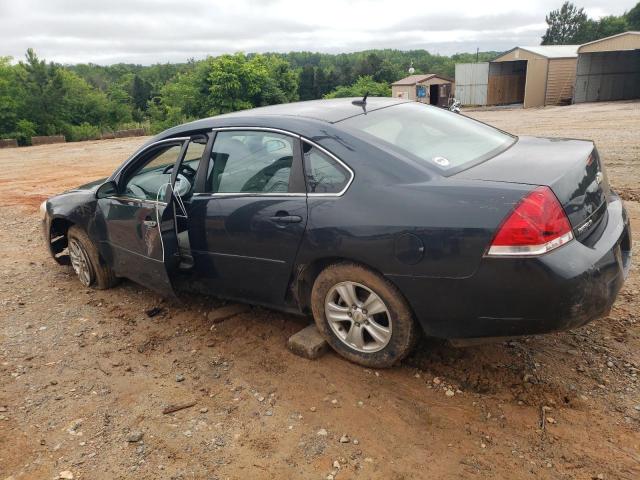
[190,126,354,199]
[111,138,190,204]
[301,140,355,197]
[195,127,305,197]
[110,137,191,184]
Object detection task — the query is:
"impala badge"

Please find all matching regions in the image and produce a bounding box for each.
[577,218,594,235]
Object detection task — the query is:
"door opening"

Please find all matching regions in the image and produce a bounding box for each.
[429,85,439,105]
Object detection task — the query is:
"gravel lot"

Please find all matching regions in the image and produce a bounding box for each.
[1,101,639,480]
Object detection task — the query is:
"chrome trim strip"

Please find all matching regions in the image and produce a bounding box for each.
[101,241,164,262]
[192,192,306,198]
[208,126,355,198]
[106,195,168,206]
[194,249,286,264]
[210,126,301,139]
[302,138,354,198]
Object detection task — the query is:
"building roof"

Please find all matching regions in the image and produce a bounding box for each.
[391,74,453,86]
[578,31,640,53]
[496,45,580,60]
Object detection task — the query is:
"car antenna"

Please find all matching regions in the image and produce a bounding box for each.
[352,92,368,112]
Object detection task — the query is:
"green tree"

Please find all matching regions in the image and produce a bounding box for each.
[131,75,153,112]
[542,2,588,45]
[0,57,25,137]
[298,64,315,100]
[20,48,66,134]
[324,76,391,99]
[374,59,400,83]
[150,53,297,131]
[595,15,628,38]
[628,2,640,30]
[313,68,329,98]
[354,53,383,78]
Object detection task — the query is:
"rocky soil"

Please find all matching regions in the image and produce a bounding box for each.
[0,101,639,479]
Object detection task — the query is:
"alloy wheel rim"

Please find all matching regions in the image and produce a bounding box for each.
[68,239,93,287]
[324,281,392,353]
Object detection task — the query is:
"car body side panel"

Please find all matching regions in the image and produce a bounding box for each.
[296,178,532,280]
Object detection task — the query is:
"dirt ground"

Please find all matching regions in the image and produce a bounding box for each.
[0,101,639,480]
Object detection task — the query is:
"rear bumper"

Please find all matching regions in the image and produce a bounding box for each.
[389,196,632,339]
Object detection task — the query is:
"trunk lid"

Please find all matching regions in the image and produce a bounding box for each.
[456,136,609,243]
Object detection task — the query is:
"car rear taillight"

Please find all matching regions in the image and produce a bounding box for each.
[486,186,573,256]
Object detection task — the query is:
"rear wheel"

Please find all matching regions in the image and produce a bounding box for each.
[67,226,117,289]
[311,263,418,368]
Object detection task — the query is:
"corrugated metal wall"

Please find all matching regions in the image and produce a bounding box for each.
[574,50,640,103]
[454,63,488,105]
[545,58,578,105]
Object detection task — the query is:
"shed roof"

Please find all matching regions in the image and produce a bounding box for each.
[391,74,453,86]
[495,45,579,61]
[578,31,640,53]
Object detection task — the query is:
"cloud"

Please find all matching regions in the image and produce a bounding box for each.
[0,0,633,64]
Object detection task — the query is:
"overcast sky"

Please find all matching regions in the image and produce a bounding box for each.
[0,0,635,65]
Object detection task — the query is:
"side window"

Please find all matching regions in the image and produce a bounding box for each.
[208,131,295,193]
[173,136,207,199]
[302,142,350,194]
[122,144,182,201]
[182,138,206,171]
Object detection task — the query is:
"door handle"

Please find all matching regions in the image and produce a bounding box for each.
[269,215,302,224]
[143,219,157,228]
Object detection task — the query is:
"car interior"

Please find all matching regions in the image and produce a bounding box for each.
[208,132,294,193]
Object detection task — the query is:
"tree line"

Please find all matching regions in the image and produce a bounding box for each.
[0,48,498,144]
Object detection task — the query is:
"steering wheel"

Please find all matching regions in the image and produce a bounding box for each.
[162,163,198,177]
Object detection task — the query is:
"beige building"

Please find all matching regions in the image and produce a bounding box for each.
[391,74,454,107]
[488,45,579,108]
[574,31,640,103]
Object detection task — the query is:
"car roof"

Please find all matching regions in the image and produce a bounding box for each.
[149,97,409,146]
[216,97,409,123]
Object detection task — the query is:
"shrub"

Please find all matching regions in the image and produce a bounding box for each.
[13,119,37,146]
[64,122,101,142]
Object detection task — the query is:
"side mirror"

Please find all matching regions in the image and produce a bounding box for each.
[96,180,117,199]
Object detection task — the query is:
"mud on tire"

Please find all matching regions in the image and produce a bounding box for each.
[311,262,418,368]
[67,226,118,289]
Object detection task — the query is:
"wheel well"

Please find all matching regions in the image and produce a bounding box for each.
[293,257,387,314]
[49,218,75,263]
[50,218,74,239]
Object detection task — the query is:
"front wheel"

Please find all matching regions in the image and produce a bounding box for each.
[311,263,418,368]
[67,226,118,289]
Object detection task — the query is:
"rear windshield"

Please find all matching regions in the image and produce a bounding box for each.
[339,102,515,173]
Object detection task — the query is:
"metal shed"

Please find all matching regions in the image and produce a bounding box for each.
[455,63,489,106]
[574,32,640,103]
[391,74,455,107]
[489,45,579,108]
